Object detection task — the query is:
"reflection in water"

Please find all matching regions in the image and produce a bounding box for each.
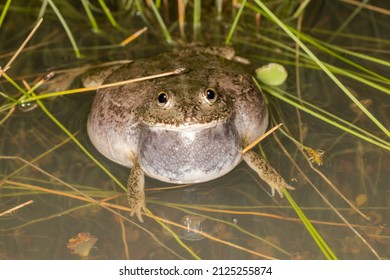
[180,215,208,241]
[18,101,38,112]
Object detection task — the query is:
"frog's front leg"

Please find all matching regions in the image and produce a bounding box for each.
[127,158,146,222]
[243,150,295,197]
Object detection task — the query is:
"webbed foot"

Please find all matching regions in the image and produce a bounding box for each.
[127,159,146,222]
[243,150,295,197]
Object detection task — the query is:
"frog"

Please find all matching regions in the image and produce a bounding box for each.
[86,46,294,222]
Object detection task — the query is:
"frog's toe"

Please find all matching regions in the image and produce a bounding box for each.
[243,150,295,199]
[271,185,282,197]
[129,199,146,223]
[133,209,144,223]
[271,183,295,198]
[127,189,146,223]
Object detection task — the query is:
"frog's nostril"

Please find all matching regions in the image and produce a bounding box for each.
[182,105,201,122]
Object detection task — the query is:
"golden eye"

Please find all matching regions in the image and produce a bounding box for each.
[203,88,218,104]
[157,92,169,107]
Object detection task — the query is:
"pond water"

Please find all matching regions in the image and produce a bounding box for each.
[0,1,389,259]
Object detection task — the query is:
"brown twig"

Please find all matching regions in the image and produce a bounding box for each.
[338,0,390,16]
[120,27,148,46]
[0,18,43,76]
[118,217,130,259]
[0,200,34,217]
[242,123,283,154]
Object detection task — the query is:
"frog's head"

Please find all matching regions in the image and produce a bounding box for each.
[134,52,252,183]
[138,69,242,184]
[140,73,234,129]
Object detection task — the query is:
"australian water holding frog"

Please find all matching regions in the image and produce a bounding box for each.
[86,46,294,222]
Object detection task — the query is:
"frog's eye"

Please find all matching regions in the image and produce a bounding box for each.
[203,88,218,104]
[157,92,169,107]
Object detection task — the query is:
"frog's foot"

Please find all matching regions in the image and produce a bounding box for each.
[243,150,295,197]
[127,159,146,222]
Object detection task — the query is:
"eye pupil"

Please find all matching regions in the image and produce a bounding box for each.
[158,92,168,104]
[206,89,216,100]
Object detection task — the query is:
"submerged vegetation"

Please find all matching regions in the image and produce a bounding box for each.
[0,1,389,259]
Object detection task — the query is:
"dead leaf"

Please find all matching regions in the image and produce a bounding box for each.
[67,232,98,258]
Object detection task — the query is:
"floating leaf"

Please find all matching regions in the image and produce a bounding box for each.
[256,63,288,86]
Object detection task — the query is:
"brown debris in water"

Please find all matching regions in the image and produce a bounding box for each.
[67,232,98,258]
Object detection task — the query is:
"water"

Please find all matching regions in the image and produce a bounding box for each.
[0,1,389,259]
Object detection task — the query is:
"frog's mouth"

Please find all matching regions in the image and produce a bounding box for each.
[140,108,234,131]
[138,118,242,184]
[141,118,225,131]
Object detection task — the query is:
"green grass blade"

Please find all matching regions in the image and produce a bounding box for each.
[81,0,100,32]
[283,188,338,260]
[47,0,82,58]
[0,91,18,103]
[148,0,173,44]
[37,0,48,20]
[193,0,201,40]
[215,0,223,20]
[225,0,247,45]
[0,0,12,28]
[97,0,120,28]
[292,0,311,18]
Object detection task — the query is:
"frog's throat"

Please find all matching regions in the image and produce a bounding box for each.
[139,119,242,184]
